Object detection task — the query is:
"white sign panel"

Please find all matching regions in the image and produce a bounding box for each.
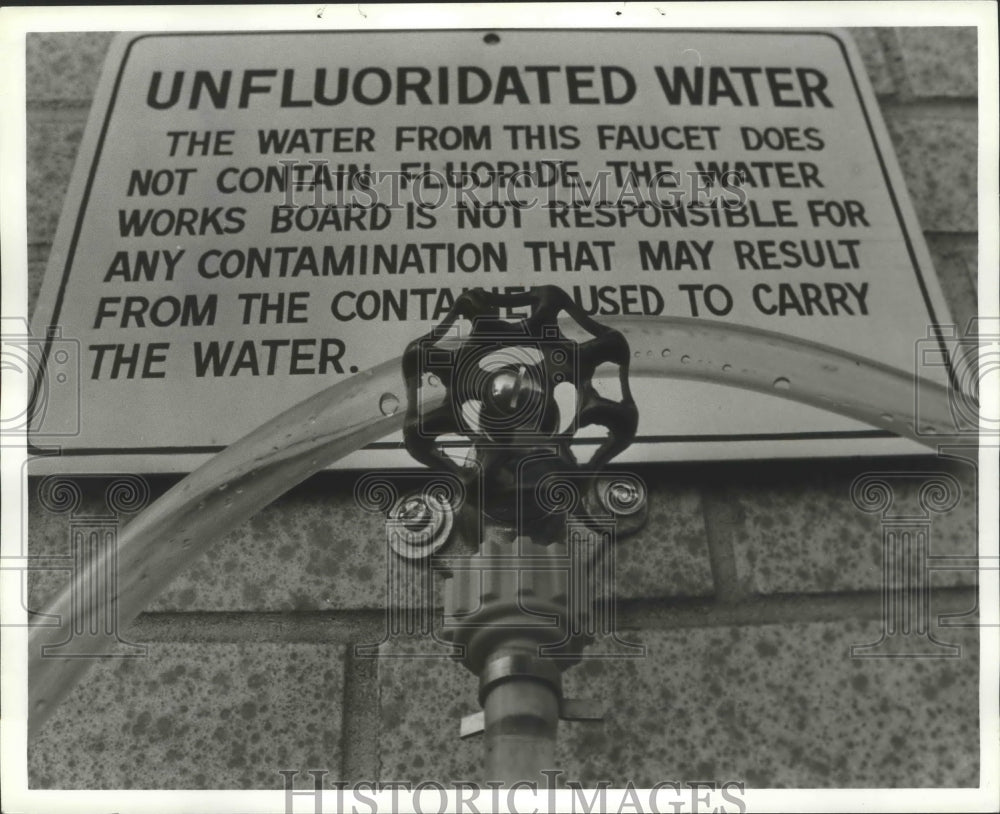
[29,29,956,471]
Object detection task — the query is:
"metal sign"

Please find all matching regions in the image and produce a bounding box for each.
[29,29,955,471]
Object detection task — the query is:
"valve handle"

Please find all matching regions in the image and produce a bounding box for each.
[402,286,638,477]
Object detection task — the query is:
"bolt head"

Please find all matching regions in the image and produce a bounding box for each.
[600,479,646,516]
[398,497,432,531]
[387,492,454,559]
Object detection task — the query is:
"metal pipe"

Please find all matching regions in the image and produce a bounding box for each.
[483,676,560,786]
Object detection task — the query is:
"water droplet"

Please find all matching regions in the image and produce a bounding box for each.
[428,374,440,387]
[722,364,732,372]
[661,348,671,357]
[379,392,400,416]
[881,413,894,422]
[680,355,691,364]
[922,425,937,434]
[217,483,228,492]
[773,377,791,391]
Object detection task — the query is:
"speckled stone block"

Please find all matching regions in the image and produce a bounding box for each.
[604,476,712,599]
[29,641,345,788]
[27,473,393,613]
[26,32,115,104]
[926,233,979,331]
[378,622,978,787]
[28,251,49,321]
[896,28,978,98]
[926,233,979,287]
[26,110,87,247]
[378,638,480,782]
[23,468,709,614]
[727,459,978,595]
[147,472,453,612]
[560,622,978,787]
[884,114,977,233]
[27,475,152,615]
[848,28,895,96]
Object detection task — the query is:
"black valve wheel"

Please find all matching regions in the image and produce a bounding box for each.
[401,286,638,490]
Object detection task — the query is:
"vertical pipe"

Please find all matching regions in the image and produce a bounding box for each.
[483,678,560,786]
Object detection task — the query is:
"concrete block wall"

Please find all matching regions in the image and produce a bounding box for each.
[24,29,980,790]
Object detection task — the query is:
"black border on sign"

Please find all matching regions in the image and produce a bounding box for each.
[30,28,959,457]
